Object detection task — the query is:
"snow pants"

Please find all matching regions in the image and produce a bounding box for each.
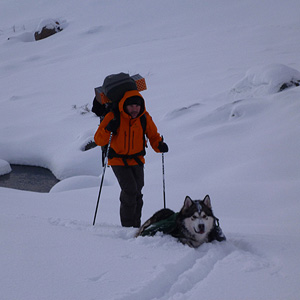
[111,165,144,228]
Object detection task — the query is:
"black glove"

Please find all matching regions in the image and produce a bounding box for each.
[92,97,106,117]
[158,141,168,153]
[105,118,119,134]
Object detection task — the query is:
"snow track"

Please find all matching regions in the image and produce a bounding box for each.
[115,245,231,300]
[47,217,275,300]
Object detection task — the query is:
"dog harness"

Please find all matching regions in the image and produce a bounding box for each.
[140,213,179,236]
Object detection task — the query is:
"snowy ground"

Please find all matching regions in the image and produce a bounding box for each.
[1,1,300,299]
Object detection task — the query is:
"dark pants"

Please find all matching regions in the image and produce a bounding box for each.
[111,165,144,228]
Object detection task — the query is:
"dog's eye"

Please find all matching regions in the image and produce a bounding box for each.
[202,214,207,219]
[191,215,198,220]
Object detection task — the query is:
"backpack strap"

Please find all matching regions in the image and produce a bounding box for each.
[140,114,147,148]
[140,113,146,132]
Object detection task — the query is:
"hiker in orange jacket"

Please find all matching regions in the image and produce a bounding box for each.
[94,90,168,227]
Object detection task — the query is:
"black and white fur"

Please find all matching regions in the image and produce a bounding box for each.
[136,195,225,248]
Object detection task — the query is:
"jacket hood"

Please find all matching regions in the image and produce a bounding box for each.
[119,90,145,118]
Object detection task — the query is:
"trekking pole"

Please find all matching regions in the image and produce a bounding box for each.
[93,132,113,226]
[161,136,166,209]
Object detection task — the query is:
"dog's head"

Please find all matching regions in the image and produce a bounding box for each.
[177,195,215,247]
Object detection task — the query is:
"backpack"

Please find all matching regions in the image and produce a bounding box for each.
[93,73,146,111]
[102,73,137,103]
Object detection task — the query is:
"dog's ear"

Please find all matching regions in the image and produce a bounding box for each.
[203,195,212,208]
[182,196,193,211]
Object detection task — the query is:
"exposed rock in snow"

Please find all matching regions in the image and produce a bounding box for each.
[34,19,63,41]
[7,18,66,42]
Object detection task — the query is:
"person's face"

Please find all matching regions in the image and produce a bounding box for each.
[126,104,141,118]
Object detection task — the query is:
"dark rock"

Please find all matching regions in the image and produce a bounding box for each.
[34,21,62,41]
[279,80,300,92]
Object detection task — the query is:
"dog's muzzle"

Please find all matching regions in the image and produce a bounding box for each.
[194,224,205,234]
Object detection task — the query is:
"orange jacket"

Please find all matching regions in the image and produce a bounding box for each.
[94,90,162,166]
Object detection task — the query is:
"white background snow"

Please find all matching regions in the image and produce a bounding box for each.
[1,0,300,299]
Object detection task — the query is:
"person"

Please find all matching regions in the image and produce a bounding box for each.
[94,90,168,228]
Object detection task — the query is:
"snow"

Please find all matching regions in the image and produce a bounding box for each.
[35,18,65,33]
[1,0,300,299]
[0,159,11,175]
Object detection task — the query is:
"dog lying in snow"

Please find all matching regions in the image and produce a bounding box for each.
[136,195,226,248]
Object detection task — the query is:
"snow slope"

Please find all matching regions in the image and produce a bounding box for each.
[1,0,300,299]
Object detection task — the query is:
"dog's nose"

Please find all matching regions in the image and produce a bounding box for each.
[198,224,205,233]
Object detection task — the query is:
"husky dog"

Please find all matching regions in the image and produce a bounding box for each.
[136,195,226,248]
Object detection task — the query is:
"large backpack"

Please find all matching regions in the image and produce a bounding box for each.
[92,72,147,121]
[102,73,137,103]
